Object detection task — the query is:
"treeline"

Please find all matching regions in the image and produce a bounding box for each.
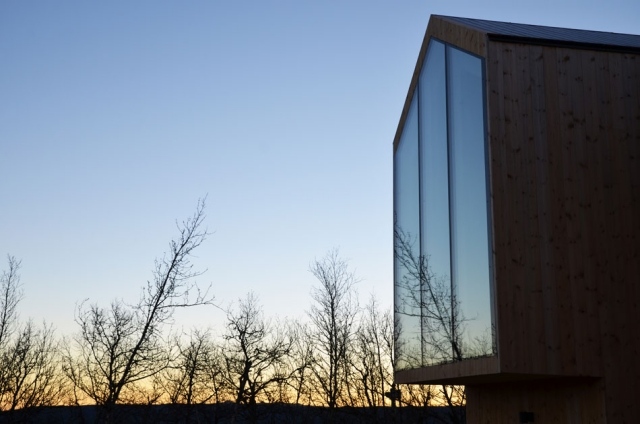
[0,200,465,423]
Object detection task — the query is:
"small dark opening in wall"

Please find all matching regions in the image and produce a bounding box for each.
[519,411,535,423]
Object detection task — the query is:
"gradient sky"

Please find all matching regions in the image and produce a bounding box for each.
[1,0,638,336]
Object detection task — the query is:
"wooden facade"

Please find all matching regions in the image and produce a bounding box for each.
[394,15,640,423]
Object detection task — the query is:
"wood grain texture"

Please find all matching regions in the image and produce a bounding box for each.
[486,40,638,374]
[395,356,499,385]
[426,16,487,57]
[484,40,639,424]
[467,379,605,424]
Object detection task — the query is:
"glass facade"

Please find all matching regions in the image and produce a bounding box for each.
[394,40,494,370]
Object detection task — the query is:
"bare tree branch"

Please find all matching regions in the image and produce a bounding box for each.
[63,198,215,410]
[221,292,292,406]
[307,250,359,408]
[0,256,22,350]
[0,257,67,412]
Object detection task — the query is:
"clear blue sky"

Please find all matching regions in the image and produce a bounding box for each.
[1,0,638,335]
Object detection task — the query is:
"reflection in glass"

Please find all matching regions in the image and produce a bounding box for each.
[419,41,453,364]
[394,40,494,371]
[447,46,493,358]
[393,92,420,370]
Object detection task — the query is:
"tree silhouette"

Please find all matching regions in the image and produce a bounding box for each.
[307,250,359,408]
[63,199,214,414]
[221,292,292,406]
[0,256,66,412]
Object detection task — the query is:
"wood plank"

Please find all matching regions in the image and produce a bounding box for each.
[557,46,590,375]
[487,40,520,372]
[545,46,577,375]
[485,40,506,372]
[518,44,546,374]
[529,44,561,375]
[507,42,536,373]
[395,356,499,385]
[426,16,487,57]
[578,49,604,376]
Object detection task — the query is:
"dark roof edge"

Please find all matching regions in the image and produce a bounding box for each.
[487,33,640,54]
[433,15,640,53]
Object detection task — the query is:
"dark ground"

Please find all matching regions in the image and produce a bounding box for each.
[0,403,464,424]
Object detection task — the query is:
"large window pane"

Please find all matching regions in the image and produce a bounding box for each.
[394,41,494,371]
[394,92,420,370]
[418,40,453,365]
[447,46,493,357]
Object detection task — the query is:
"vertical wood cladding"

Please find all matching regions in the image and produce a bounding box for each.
[467,380,606,424]
[425,16,487,57]
[486,39,640,423]
[495,42,637,363]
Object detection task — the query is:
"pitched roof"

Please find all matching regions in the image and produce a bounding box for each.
[436,15,640,51]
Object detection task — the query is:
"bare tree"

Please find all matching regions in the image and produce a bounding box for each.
[398,383,435,407]
[221,292,292,406]
[0,256,67,412]
[0,257,22,350]
[351,295,394,408]
[204,344,229,405]
[307,250,359,408]
[439,385,466,424]
[0,256,22,405]
[159,329,216,405]
[1,322,65,411]
[63,199,214,409]
[283,320,315,405]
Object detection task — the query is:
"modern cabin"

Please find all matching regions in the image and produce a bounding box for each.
[393,15,639,423]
